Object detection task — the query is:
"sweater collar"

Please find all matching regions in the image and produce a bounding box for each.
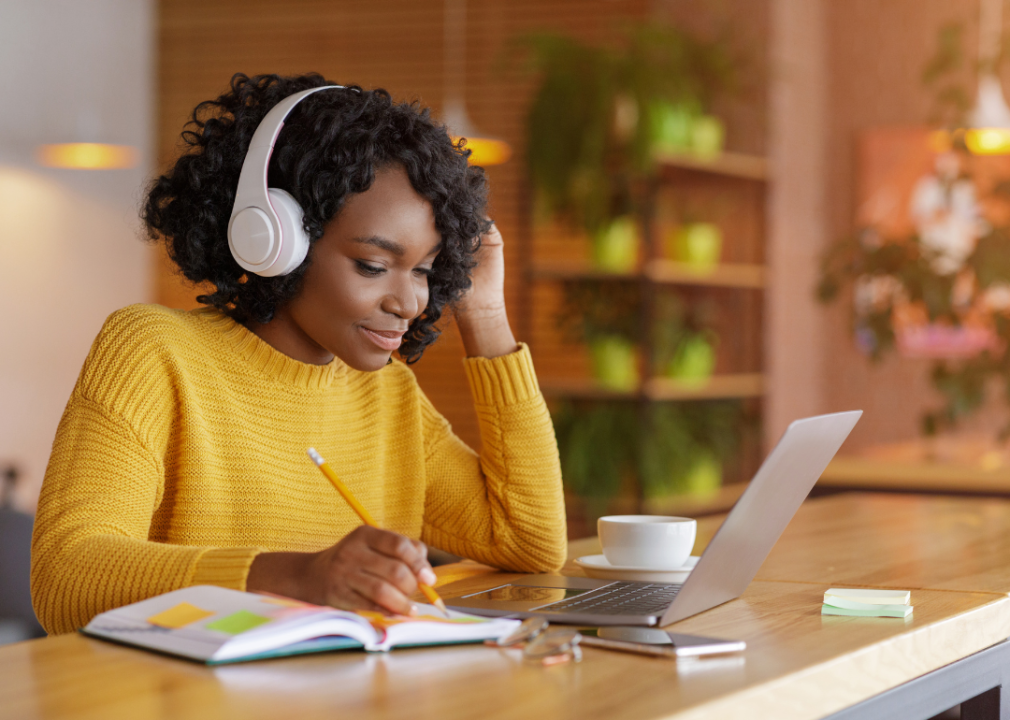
[194,307,348,390]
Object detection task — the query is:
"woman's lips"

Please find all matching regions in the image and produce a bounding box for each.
[360,327,406,352]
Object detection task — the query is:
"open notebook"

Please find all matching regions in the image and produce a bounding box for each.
[81,585,519,664]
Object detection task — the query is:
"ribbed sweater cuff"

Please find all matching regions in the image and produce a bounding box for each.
[463,343,540,407]
[190,547,261,590]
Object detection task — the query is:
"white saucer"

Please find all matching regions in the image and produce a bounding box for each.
[574,554,699,583]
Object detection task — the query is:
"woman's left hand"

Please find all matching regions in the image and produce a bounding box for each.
[455,222,518,358]
[457,222,506,322]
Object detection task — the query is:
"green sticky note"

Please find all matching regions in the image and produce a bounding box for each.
[821,604,912,618]
[205,610,272,635]
[824,596,911,614]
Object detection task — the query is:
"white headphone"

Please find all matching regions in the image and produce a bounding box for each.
[228,85,345,277]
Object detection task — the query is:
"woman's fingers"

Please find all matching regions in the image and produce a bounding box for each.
[314,526,437,614]
[351,566,416,616]
[364,527,437,586]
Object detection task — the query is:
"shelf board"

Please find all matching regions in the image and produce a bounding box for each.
[531,259,766,289]
[530,259,636,281]
[654,150,769,181]
[540,378,637,399]
[644,373,764,400]
[645,260,765,288]
[540,373,765,401]
[641,482,748,517]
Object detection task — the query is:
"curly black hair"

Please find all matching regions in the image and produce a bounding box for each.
[143,72,491,363]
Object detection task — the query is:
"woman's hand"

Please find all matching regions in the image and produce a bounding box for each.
[246,526,438,615]
[455,222,518,358]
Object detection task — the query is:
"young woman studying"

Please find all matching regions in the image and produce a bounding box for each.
[30,73,567,635]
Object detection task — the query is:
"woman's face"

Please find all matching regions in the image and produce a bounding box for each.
[264,164,441,371]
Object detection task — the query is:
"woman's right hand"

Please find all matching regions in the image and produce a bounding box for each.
[246,526,438,615]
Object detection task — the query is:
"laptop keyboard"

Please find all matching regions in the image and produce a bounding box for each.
[540,582,682,616]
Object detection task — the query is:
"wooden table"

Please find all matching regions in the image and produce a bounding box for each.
[3,493,1010,720]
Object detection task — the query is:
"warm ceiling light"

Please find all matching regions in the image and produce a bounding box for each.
[36,143,138,170]
[451,135,512,166]
[443,0,511,167]
[965,127,1010,155]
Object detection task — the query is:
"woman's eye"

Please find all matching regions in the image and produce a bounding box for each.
[355,260,384,276]
[414,267,434,278]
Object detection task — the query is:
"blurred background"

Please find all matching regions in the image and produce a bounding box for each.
[3,0,1010,638]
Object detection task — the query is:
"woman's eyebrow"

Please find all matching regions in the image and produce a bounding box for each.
[353,235,404,256]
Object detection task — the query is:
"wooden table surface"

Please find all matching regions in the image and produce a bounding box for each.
[4,492,1010,720]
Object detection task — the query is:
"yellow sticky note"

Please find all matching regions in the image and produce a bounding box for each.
[148,602,214,629]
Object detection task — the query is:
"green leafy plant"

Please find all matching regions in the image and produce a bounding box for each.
[818,219,1010,435]
[552,400,745,515]
[639,401,742,498]
[557,279,642,344]
[922,22,971,127]
[652,292,719,377]
[522,23,735,236]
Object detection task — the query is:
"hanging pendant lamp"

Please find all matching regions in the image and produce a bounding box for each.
[965,0,1010,155]
[443,0,511,166]
[36,107,138,170]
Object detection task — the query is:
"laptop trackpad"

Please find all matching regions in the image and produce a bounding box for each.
[451,575,612,613]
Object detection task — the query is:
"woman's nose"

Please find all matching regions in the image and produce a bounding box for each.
[384,273,421,319]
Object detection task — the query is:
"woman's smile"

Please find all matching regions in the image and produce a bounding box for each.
[359,325,408,352]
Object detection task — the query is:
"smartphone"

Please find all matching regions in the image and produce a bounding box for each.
[579,627,745,658]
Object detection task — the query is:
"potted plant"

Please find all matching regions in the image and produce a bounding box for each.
[557,279,642,390]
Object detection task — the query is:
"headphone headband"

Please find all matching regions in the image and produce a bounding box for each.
[228,85,346,276]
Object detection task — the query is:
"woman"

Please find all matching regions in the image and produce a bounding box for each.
[30,73,566,635]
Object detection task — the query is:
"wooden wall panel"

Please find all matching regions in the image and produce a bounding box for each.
[156,0,658,449]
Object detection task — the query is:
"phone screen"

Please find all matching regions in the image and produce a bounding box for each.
[580,627,745,656]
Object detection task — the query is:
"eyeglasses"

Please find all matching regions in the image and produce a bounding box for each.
[523,627,582,665]
[489,618,582,666]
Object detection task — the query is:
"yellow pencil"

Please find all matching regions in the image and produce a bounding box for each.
[307,447,449,617]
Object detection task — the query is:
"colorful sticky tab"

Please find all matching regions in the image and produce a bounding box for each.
[205,610,272,635]
[147,602,214,629]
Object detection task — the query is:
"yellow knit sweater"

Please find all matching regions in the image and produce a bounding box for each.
[31,304,567,635]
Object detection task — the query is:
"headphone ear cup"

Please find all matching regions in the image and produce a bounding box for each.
[266,188,310,276]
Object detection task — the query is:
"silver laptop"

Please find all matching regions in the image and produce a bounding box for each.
[447,411,862,626]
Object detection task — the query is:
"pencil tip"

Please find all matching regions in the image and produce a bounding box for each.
[435,598,449,617]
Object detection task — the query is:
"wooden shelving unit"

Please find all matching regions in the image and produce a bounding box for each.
[527,150,768,512]
[531,258,766,289]
[654,150,769,181]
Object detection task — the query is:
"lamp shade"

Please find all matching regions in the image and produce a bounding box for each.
[965,74,1010,155]
[443,99,511,167]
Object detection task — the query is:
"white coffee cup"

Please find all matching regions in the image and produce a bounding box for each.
[598,515,697,570]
